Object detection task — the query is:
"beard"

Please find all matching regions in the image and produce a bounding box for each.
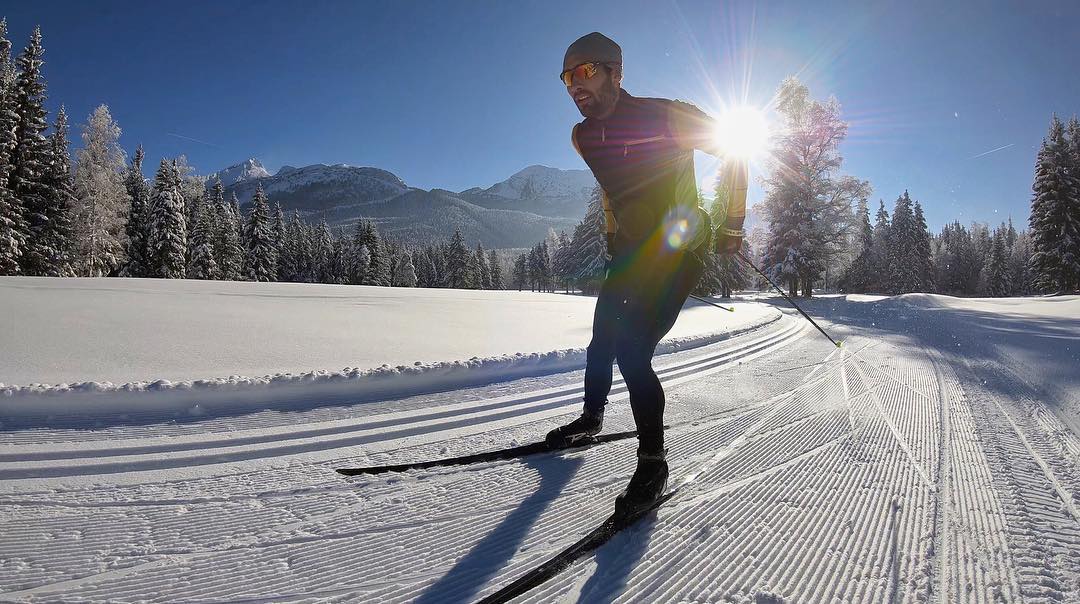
[577,77,620,119]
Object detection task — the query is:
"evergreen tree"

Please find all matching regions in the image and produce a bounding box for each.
[271,201,285,276]
[393,248,418,287]
[869,200,891,291]
[36,106,76,276]
[330,229,349,284]
[511,252,528,290]
[0,19,23,275]
[216,189,244,280]
[983,228,1009,297]
[431,244,447,287]
[187,197,218,280]
[1008,230,1035,295]
[475,242,491,289]
[912,200,933,291]
[488,249,503,289]
[886,191,919,294]
[72,105,130,276]
[292,220,313,282]
[1029,115,1080,292]
[314,220,333,283]
[147,158,186,278]
[839,197,874,292]
[352,219,389,286]
[563,184,608,292]
[353,243,371,285]
[122,145,152,277]
[10,27,52,275]
[228,193,247,277]
[278,209,303,282]
[444,229,472,288]
[244,184,275,282]
[348,219,369,284]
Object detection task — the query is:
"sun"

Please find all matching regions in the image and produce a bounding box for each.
[713,105,771,160]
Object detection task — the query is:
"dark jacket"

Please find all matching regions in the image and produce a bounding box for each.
[572,89,719,257]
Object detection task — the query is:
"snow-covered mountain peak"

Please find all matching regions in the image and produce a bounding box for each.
[475,164,596,201]
[209,158,271,186]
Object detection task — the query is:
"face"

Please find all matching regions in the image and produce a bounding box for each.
[564,59,621,119]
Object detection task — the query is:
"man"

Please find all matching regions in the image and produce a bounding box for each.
[546,32,745,517]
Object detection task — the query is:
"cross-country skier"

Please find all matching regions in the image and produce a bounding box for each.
[547,32,745,517]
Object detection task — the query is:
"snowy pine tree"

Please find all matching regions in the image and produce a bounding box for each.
[982,228,1009,297]
[353,243,371,285]
[840,197,874,292]
[475,242,490,289]
[244,184,275,282]
[1008,229,1035,295]
[869,201,891,291]
[227,193,247,277]
[277,209,302,282]
[313,220,333,283]
[511,252,528,290]
[271,201,284,276]
[563,184,608,292]
[121,145,152,277]
[886,191,919,294]
[912,200,934,291]
[72,105,130,276]
[33,105,76,276]
[216,186,244,280]
[351,219,388,286]
[488,249,502,289]
[147,158,186,278]
[10,27,52,276]
[444,230,472,289]
[187,196,218,280]
[0,18,24,275]
[1029,115,1080,292]
[393,248,418,287]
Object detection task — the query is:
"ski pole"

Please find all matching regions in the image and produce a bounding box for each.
[736,251,842,348]
[689,293,734,312]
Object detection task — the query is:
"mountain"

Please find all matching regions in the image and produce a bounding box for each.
[223,163,411,212]
[207,158,271,187]
[458,165,596,219]
[212,161,595,248]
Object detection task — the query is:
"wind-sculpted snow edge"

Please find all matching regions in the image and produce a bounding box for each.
[0,307,782,418]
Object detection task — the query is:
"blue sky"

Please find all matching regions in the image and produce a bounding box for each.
[4,0,1078,230]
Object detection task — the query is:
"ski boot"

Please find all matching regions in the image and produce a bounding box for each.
[614,449,669,520]
[546,409,603,449]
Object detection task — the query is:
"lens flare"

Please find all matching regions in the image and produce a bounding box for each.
[714,105,770,160]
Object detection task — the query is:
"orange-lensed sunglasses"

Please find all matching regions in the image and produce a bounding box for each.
[560,62,614,87]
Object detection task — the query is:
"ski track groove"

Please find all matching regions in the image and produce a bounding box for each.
[0,320,805,481]
[0,327,823,602]
[6,302,1080,603]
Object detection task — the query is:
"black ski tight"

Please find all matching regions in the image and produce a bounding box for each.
[582,246,705,455]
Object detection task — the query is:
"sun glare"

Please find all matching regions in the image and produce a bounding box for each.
[714,105,771,160]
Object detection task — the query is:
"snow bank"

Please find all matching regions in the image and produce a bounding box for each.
[0,277,780,417]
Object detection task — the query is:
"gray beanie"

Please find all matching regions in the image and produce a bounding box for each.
[563,32,622,70]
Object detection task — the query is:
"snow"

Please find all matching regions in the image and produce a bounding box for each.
[1,285,1078,603]
[0,277,777,416]
[206,158,271,186]
[475,165,596,201]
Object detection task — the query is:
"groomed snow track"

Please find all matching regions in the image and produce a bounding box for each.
[2,298,1079,603]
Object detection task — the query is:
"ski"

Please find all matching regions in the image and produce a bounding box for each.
[335,430,638,476]
[476,488,680,604]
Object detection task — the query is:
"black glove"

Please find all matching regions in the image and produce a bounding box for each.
[714,226,744,257]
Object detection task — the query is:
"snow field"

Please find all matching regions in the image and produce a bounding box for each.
[0,277,779,418]
[1,295,1078,603]
[0,315,806,600]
